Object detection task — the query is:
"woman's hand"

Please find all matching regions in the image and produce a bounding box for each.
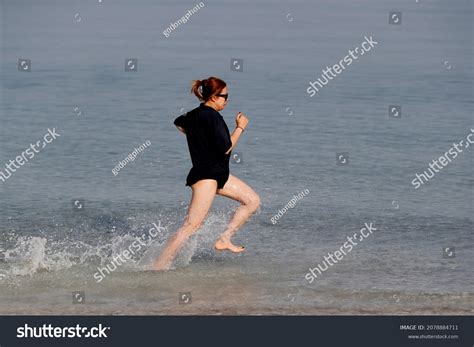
[235,112,249,130]
[226,112,248,155]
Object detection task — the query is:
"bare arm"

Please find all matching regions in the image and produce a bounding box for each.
[225,112,248,155]
[225,127,244,155]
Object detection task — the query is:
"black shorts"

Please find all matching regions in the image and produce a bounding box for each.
[185,165,230,189]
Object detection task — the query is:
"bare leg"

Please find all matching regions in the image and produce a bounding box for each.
[214,174,261,253]
[153,179,218,270]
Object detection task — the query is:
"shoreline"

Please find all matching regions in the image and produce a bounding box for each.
[0,305,472,316]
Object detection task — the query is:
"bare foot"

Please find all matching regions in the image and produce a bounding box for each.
[214,238,246,253]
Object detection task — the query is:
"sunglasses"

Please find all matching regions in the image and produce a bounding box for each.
[217,93,229,101]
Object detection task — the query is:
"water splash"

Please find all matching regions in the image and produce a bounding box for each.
[0,210,231,279]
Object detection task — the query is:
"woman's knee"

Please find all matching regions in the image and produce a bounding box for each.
[245,194,261,213]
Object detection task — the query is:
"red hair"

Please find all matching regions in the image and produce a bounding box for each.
[190,77,226,102]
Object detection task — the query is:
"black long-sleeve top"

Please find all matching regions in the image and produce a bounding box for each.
[174,103,232,186]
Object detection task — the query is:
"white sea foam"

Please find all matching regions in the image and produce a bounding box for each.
[0,211,231,280]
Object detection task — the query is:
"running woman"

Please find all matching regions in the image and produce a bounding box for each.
[153,77,261,270]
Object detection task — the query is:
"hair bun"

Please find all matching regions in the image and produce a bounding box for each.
[190,77,226,102]
[201,79,209,97]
